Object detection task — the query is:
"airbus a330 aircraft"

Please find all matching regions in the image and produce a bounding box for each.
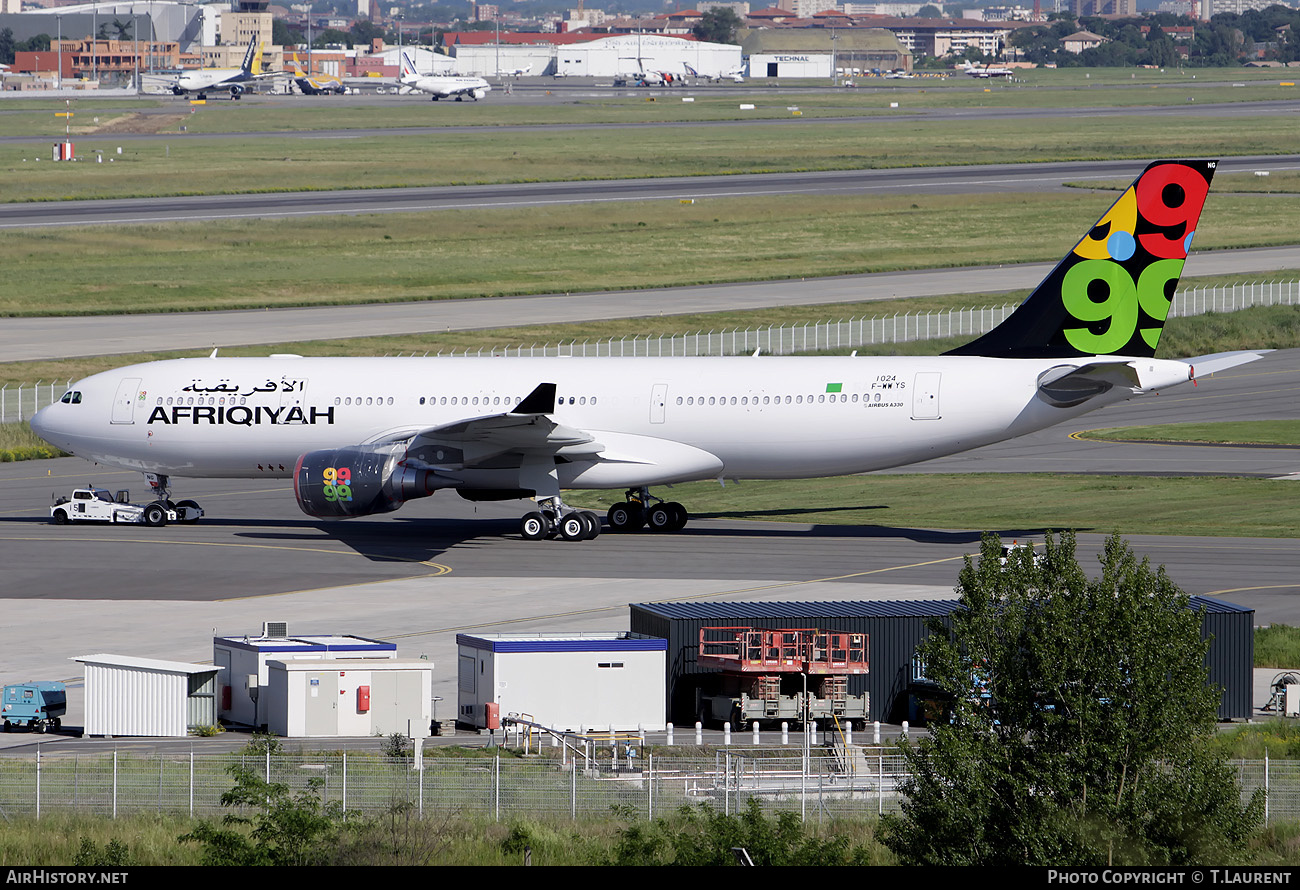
[288,52,345,96]
[31,160,1266,542]
[171,42,276,100]
[398,52,491,101]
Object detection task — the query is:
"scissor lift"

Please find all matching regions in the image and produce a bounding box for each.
[695,627,869,729]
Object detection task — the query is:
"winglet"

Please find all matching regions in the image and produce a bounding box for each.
[512,383,556,415]
[946,160,1217,360]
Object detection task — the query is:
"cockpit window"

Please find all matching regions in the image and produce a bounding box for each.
[59,391,82,404]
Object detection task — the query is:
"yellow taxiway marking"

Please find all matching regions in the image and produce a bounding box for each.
[1205,585,1300,596]
[0,533,452,573]
[384,555,965,641]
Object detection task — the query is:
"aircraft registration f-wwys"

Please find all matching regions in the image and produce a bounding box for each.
[31,160,1266,541]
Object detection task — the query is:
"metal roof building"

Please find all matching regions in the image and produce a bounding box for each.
[72,654,218,738]
[630,597,1254,725]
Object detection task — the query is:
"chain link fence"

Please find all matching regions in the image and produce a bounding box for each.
[0,381,71,426]
[420,277,1300,360]
[6,279,1297,424]
[0,748,1294,824]
[0,747,908,822]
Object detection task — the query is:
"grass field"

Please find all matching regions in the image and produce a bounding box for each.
[3,68,1292,136]
[570,473,1300,538]
[2,190,1297,317]
[1078,420,1300,446]
[5,110,1300,201]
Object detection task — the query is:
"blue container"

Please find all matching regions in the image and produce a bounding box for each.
[2,682,67,733]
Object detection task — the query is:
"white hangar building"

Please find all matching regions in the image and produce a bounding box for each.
[450,34,742,80]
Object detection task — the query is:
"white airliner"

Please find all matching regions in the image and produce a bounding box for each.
[684,63,743,84]
[399,52,491,101]
[31,161,1266,542]
[171,42,276,100]
[962,60,1014,78]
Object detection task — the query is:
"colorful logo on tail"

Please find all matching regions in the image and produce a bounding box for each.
[947,160,1216,360]
[1062,161,1211,354]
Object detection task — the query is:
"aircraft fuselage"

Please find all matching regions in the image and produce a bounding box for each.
[32,354,1187,488]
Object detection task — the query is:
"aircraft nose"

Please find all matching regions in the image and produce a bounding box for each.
[29,404,52,440]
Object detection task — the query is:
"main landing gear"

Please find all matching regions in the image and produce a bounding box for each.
[516,488,690,541]
[606,488,689,534]
[519,496,602,542]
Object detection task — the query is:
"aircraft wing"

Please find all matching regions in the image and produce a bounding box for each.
[389,383,605,471]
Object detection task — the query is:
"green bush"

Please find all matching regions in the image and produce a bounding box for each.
[1257,625,1300,669]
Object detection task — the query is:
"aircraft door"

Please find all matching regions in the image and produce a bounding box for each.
[650,384,667,424]
[911,372,941,420]
[110,377,142,424]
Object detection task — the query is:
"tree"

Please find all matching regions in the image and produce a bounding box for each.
[179,764,347,866]
[881,532,1262,866]
[272,20,304,49]
[691,8,742,45]
[1145,24,1179,68]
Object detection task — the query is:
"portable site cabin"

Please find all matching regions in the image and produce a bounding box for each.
[264,659,434,738]
[457,632,667,733]
[213,624,397,730]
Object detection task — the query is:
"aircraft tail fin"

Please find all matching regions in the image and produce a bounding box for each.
[290,52,305,76]
[945,159,1216,360]
[252,42,265,75]
[401,51,418,80]
[240,41,258,75]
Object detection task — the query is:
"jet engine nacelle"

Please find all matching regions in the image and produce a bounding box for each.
[472,88,488,99]
[293,447,444,519]
[229,84,245,98]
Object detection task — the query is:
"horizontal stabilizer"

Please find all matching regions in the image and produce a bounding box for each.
[1037,361,1140,408]
[1186,350,1272,379]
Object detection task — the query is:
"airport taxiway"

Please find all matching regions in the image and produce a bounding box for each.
[4,156,1299,231]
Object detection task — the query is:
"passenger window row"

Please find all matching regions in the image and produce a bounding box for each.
[416,395,598,408]
[676,393,884,406]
